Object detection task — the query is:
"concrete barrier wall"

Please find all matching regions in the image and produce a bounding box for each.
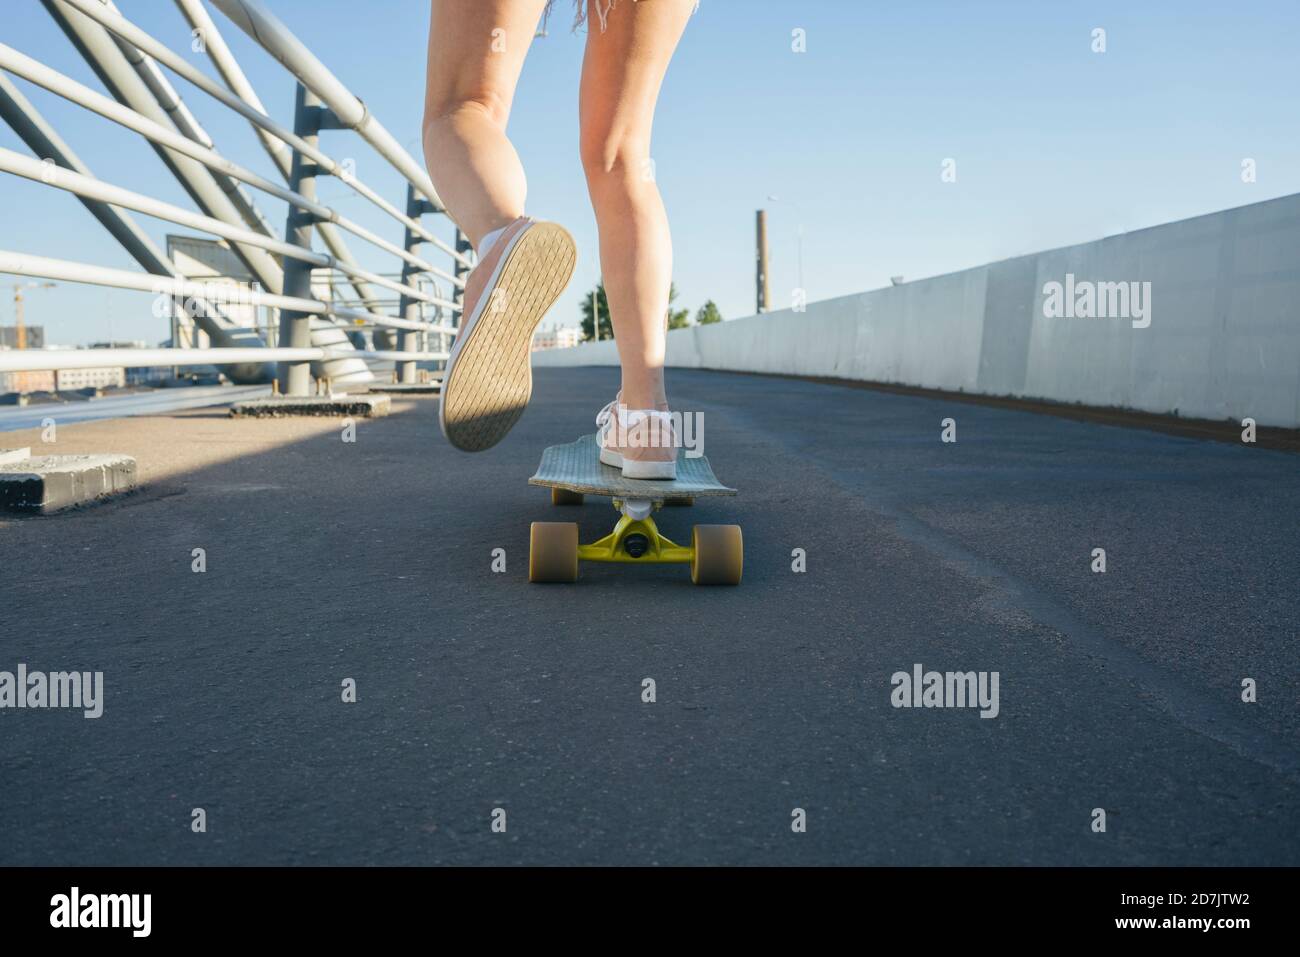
[534,193,1300,426]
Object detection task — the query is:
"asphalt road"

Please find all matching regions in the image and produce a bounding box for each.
[0,367,1296,865]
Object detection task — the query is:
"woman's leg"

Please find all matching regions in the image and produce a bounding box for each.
[424,0,577,453]
[579,0,696,411]
[422,0,548,249]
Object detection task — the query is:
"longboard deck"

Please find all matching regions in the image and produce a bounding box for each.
[529,433,736,499]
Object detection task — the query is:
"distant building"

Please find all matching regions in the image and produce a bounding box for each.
[166,235,269,348]
[0,370,55,395]
[532,325,582,351]
[85,342,170,386]
[55,367,125,391]
[0,325,44,349]
[126,366,172,386]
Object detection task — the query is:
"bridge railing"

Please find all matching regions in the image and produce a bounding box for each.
[0,0,468,394]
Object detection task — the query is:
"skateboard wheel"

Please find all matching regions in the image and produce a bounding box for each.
[690,524,743,585]
[665,496,694,507]
[529,522,579,583]
[551,487,584,506]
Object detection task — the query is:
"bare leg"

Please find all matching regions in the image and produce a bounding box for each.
[424,0,577,454]
[579,0,695,411]
[422,0,547,249]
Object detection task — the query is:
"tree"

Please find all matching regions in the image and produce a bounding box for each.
[583,282,694,337]
[695,300,723,325]
[580,283,612,341]
[667,283,690,330]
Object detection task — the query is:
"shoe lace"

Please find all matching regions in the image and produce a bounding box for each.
[598,401,674,429]
[595,399,617,429]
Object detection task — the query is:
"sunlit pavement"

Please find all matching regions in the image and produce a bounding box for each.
[0,367,1295,865]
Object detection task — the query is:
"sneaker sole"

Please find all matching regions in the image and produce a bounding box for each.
[599,443,677,480]
[621,459,678,480]
[598,445,623,468]
[440,222,577,452]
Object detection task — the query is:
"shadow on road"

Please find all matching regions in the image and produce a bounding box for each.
[0,368,1295,865]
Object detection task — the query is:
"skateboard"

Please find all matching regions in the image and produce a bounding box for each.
[527,433,742,585]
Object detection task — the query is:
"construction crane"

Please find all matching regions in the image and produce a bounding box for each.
[1,281,56,349]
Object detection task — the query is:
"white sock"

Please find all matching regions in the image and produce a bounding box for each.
[477,224,509,259]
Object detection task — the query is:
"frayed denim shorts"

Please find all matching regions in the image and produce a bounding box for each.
[546,0,700,33]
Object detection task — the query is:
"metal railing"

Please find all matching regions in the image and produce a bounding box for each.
[0,0,470,394]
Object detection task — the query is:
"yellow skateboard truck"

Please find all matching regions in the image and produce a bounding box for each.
[527,434,742,585]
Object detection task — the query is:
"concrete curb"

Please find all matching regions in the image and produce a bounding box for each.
[0,453,138,514]
[229,394,392,418]
[365,382,441,396]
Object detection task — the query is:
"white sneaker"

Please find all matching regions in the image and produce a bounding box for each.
[438,217,576,452]
[595,396,679,480]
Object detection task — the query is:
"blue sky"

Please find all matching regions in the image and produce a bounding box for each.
[2,0,1298,345]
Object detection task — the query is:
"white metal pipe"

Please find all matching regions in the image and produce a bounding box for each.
[207,0,448,212]
[0,75,273,383]
[171,0,379,309]
[0,348,313,372]
[41,0,285,293]
[0,347,447,373]
[60,0,470,269]
[172,0,292,171]
[42,49,458,293]
[39,0,372,385]
[0,249,455,335]
[0,144,332,270]
[332,211,463,288]
[356,349,447,361]
[327,256,457,310]
[0,41,336,219]
[105,0,275,238]
[0,146,450,309]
